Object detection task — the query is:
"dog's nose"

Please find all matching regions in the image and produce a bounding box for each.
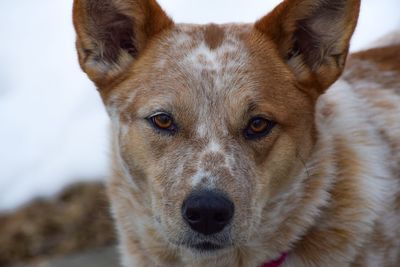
[182,191,234,235]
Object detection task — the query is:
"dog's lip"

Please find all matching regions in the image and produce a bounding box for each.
[189,241,225,251]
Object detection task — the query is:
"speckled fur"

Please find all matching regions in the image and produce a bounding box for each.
[73,0,400,266]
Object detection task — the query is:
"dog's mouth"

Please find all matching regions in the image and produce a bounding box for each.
[190,241,224,252]
[182,238,236,254]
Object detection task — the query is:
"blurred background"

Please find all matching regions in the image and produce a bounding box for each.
[0,0,399,266]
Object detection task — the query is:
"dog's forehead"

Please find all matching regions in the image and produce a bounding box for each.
[112,23,307,130]
[172,23,250,66]
[156,24,254,97]
[169,24,249,51]
[140,24,258,115]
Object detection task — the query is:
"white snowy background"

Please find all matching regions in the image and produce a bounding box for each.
[0,0,399,212]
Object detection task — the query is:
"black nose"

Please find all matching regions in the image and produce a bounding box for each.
[182,191,234,236]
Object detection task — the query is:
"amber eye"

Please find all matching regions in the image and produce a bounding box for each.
[149,113,177,134]
[250,118,269,133]
[244,117,276,140]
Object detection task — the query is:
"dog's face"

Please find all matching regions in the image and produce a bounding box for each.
[74,0,360,256]
[108,24,317,249]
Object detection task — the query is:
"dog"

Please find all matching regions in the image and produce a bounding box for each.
[73,0,400,266]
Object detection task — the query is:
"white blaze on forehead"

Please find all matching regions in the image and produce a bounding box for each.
[182,33,247,72]
[186,42,221,69]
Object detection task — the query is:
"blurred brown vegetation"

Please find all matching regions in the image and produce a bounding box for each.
[0,182,116,266]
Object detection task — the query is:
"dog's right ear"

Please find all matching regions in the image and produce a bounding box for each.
[73,0,173,89]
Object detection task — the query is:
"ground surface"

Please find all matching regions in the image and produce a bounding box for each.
[0,183,116,266]
[12,246,119,267]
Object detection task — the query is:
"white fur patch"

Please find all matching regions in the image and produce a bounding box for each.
[186,42,221,70]
[196,123,207,138]
[207,140,222,153]
[191,169,210,187]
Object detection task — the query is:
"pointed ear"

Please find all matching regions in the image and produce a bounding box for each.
[73,0,173,88]
[255,0,360,92]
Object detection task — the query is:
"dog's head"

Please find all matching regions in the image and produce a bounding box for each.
[74,0,360,257]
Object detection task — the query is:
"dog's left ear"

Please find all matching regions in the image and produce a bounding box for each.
[255,0,360,93]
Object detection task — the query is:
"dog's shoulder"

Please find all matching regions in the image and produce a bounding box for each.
[318,38,400,162]
[343,41,400,167]
[316,37,400,190]
[303,40,400,266]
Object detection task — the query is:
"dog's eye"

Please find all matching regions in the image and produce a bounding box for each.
[244,117,276,139]
[149,113,176,133]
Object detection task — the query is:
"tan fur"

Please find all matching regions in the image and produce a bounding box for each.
[73,0,400,266]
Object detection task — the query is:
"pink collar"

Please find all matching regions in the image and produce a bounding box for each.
[261,253,287,267]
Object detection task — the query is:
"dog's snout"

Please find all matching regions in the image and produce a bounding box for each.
[182,191,234,235]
